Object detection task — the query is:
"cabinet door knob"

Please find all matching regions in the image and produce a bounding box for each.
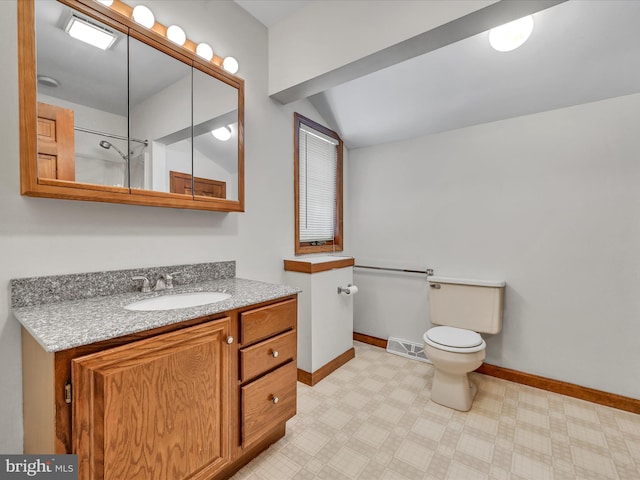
[271,350,279,358]
[226,336,234,344]
[271,395,279,404]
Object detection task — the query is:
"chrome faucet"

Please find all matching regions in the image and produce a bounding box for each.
[132,272,179,292]
[154,272,179,291]
[131,275,150,293]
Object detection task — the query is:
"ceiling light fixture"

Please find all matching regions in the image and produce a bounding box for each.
[222,56,239,74]
[132,5,155,29]
[211,126,232,141]
[489,15,534,52]
[196,43,214,61]
[65,14,117,50]
[37,75,60,88]
[166,25,186,46]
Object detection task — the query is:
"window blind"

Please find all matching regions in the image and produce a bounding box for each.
[298,126,338,243]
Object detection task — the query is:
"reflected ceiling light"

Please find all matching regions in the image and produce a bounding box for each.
[65,14,117,50]
[132,5,155,29]
[222,56,239,74]
[196,42,214,61]
[211,126,232,141]
[489,15,534,52]
[96,0,114,6]
[37,75,60,88]
[166,25,186,46]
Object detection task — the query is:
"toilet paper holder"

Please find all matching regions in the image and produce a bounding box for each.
[337,284,358,295]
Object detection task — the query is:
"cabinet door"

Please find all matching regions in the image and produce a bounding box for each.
[72,319,231,480]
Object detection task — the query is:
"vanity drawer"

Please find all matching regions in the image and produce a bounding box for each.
[240,298,296,345]
[241,361,297,447]
[240,330,296,383]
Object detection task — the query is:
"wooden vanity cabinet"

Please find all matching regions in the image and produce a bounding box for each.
[21,295,298,480]
[239,298,297,447]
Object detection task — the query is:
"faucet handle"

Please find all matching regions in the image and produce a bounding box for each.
[165,271,180,289]
[132,275,150,293]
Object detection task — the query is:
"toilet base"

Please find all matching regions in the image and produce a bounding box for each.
[430,369,477,412]
[423,342,485,412]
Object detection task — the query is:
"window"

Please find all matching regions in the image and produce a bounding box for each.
[294,113,343,254]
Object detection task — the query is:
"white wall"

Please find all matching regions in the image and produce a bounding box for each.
[130,73,192,144]
[268,0,497,95]
[0,0,333,453]
[350,93,640,399]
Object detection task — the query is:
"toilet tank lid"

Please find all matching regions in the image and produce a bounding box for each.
[428,276,505,287]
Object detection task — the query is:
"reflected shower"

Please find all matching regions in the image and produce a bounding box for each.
[99,140,128,161]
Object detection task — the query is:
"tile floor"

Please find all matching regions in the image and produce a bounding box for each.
[232,342,640,479]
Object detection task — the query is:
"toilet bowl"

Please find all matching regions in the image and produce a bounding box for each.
[424,276,505,411]
[423,326,486,411]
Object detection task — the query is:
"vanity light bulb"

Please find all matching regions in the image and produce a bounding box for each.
[489,15,534,52]
[167,25,186,46]
[222,56,239,74]
[211,126,232,142]
[96,0,114,6]
[196,43,214,61]
[132,5,155,29]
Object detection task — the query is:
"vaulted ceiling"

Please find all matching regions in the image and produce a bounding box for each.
[236,0,640,149]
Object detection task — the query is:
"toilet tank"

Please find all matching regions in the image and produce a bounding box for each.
[428,276,505,334]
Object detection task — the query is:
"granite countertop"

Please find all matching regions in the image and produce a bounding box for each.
[13,277,300,353]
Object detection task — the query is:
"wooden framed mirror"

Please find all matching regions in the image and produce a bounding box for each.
[18,0,244,212]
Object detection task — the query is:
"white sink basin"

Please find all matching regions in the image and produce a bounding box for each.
[124,292,231,311]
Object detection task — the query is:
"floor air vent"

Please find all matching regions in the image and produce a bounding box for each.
[386,337,431,363]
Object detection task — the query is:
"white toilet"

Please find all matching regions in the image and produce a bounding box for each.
[423,276,505,411]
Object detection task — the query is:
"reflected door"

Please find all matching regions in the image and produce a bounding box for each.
[169,171,226,198]
[37,102,75,181]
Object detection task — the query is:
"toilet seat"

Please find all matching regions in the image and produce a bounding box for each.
[424,326,486,353]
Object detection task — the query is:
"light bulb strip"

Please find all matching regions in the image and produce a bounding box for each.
[96,0,235,72]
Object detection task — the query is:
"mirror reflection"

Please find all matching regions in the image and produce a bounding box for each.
[34,0,240,202]
[193,67,239,200]
[128,35,191,194]
[36,0,128,187]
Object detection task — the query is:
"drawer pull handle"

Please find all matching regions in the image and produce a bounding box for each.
[271,395,279,405]
[271,350,279,358]
[226,336,234,345]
